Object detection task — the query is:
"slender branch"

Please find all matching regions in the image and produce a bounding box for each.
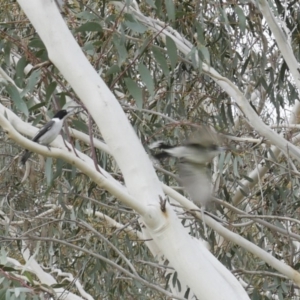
[238,215,300,226]
[232,268,288,280]
[77,219,139,276]
[257,0,300,94]
[163,184,300,286]
[214,198,300,241]
[88,113,101,173]
[0,111,147,215]
[0,235,186,300]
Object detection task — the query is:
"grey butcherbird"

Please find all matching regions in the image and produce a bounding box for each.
[150,127,225,237]
[20,108,75,165]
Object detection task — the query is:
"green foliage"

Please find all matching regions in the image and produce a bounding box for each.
[0,0,300,299]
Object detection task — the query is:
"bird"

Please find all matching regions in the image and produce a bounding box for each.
[20,108,75,165]
[150,127,225,237]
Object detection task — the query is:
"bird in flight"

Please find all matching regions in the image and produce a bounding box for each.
[150,127,225,237]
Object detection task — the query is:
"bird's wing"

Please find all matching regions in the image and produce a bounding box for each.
[32,120,55,142]
[178,162,212,208]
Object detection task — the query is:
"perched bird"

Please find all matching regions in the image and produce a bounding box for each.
[20,108,74,165]
[150,127,225,237]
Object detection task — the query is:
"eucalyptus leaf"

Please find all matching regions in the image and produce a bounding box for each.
[166,36,177,70]
[152,47,170,77]
[124,78,143,109]
[198,46,210,64]
[165,0,175,21]
[235,6,246,34]
[28,38,45,49]
[233,156,240,178]
[45,82,57,103]
[15,56,27,86]
[45,157,53,186]
[5,84,28,116]
[72,119,88,133]
[138,63,154,95]
[21,69,41,96]
[76,11,98,20]
[146,0,156,8]
[112,34,128,65]
[124,21,147,33]
[76,22,102,32]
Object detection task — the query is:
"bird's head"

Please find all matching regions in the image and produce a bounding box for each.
[181,127,225,164]
[53,107,78,120]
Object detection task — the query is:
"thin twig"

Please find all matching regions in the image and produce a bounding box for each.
[88,113,101,173]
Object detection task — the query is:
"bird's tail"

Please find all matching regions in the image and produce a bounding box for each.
[20,150,31,165]
[149,141,174,159]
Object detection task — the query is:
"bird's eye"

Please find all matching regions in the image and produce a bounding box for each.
[210,145,219,151]
[189,143,206,150]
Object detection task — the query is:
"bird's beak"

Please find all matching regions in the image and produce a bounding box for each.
[67,107,74,113]
[66,106,79,116]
